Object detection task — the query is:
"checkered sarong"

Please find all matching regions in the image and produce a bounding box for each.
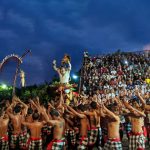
[77,136,88,150]
[102,127,108,136]
[10,133,18,148]
[10,131,28,149]
[47,138,66,150]
[28,137,42,150]
[0,135,9,150]
[19,130,28,149]
[42,126,48,135]
[65,129,76,145]
[42,125,52,136]
[47,126,52,135]
[88,127,98,145]
[125,123,132,135]
[102,128,108,143]
[129,132,145,150]
[97,127,102,145]
[103,138,122,150]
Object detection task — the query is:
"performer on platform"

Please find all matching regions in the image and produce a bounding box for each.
[52,54,71,84]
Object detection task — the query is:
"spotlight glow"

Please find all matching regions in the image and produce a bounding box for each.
[72,74,78,80]
[124,60,128,65]
[1,84,7,89]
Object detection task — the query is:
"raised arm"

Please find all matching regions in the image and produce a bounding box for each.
[123,100,146,117]
[63,105,75,116]
[135,89,146,106]
[66,105,86,118]
[68,61,72,71]
[21,121,31,127]
[52,60,60,73]
[65,117,74,126]
[82,110,95,116]
[42,109,58,126]
[97,103,106,117]
[135,91,150,111]
[57,89,64,107]
[15,97,28,116]
[6,101,15,119]
[103,105,119,121]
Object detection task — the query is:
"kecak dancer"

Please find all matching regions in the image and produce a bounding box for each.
[0,108,9,150]
[121,90,146,150]
[6,96,28,150]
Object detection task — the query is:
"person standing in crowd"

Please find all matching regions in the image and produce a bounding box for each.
[0,108,9,150]
[102,103,122,150]
[66,104,89,150]
[6,97,28,150]
[122,95,146,150]
[22,111,45,150]
[82,101,98,149]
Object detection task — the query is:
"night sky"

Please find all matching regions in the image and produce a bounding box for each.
[0,0,150,86]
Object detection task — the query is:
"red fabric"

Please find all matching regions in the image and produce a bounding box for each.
[88,127,97,130]
[129,132,143,136]
[142,126,147,137]
[47,139,64,150]
[104,135,108,143]
[108,138,121,142]
[30,137,42,141]
[79,136,87,145]
[27,137,42,146]
[2,135,8,141]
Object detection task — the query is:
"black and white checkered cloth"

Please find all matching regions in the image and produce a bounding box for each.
[28,137,42,150]
[97,127,102,145]
[77,136,88,150]
[0,135,9,150]
[103,138,122,150]
[47,138,66,150]
[88,128,98,145]
[129,132,145,150]
[42,126,48,135]
[47,126,52,135]
[65,129,76,145]
[102,127,108,136]
[10,133,18,148]
[19,130,28,149]
[10,130,28,149]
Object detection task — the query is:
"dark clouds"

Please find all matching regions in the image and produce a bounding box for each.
[0,0,150,85]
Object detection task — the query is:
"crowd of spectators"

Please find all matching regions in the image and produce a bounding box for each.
[82,51,150,103]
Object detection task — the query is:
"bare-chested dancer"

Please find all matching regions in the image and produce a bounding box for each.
[66,104,89,150]
[42,108,66,150]
[83,101,98,148]
[0,108,9,150]
[22,109,45,150]
[96,101,106,149]
[122,95,146,150]
[64,110,76,149]
[6,97,28,149]
[103,103,122,150]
